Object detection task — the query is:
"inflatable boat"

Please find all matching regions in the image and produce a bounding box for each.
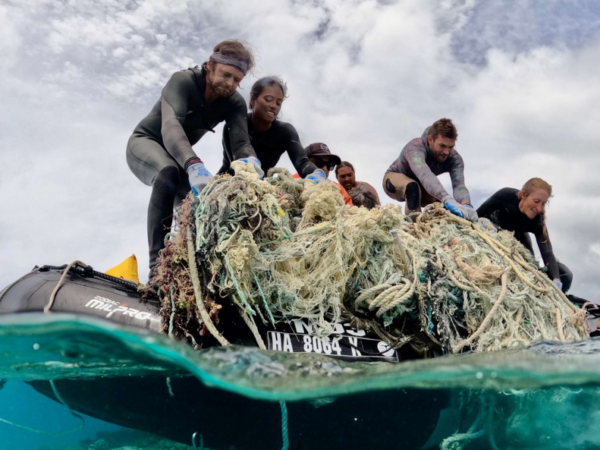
[0,263,457,450]
[0,262,418,362]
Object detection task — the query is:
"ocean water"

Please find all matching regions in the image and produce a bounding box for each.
[1,313,600,450]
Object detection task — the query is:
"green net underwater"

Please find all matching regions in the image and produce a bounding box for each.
[153,160,588,355]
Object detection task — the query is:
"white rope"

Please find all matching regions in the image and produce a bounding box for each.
[186,228,231,346]
[161,167,589,355]
[44,261,88,313]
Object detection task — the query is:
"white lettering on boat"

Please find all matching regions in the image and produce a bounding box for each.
[290,318,366,337]
[84,296,155,321]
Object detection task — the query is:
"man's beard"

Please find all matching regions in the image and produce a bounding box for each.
[213,83,232,97]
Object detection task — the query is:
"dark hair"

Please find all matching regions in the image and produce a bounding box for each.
[349,185,378,210]
[212,40,255,72]
[335,161,355,176]
[428,118,458,140]
[250,76,288,104]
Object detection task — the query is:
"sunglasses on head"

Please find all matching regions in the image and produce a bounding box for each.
[314,159,336,170]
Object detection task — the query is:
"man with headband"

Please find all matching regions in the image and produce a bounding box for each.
[126,40,257,278]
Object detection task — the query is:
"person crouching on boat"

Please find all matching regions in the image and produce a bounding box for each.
[382,118,478,222]
[126,40,256,276]
[477,178,572,292]
[219,76,326,183]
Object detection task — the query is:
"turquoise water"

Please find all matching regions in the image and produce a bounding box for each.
[1,314,600,449]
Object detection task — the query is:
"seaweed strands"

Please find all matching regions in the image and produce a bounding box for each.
[153,161,588,355]
[152,198,223,349]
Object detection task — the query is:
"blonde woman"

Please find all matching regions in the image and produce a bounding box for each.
[477,178,572,292]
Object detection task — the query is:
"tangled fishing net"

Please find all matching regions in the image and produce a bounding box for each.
[153,161,588,356]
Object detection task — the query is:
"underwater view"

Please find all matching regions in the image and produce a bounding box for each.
[1,313,600,450]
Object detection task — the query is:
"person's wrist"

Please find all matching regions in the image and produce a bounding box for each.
[184,156,203,170]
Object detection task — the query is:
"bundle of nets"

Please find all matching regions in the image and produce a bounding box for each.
[152,161,588,355]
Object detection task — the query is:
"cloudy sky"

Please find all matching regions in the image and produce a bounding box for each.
[1,0,600,299]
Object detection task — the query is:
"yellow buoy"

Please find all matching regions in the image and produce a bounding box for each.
[105,255,140,283]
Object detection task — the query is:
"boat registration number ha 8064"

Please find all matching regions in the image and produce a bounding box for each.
[266,319,399,362]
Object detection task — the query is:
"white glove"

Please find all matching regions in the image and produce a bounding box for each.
[186,162,213,195]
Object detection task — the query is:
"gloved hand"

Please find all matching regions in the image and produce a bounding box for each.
[442,196,478,222]
[553,279,563,291]
[237,156,264,179]
[186,162,213,195]
[306,169,328,184]
[462,203,479,222]
[479,218,496,232]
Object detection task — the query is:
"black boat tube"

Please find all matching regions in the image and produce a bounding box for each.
[0,265,162,332]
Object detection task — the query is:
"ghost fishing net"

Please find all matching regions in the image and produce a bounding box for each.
[152,161,588,355]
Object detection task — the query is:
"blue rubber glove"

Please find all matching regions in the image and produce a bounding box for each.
[237,156,264,179]
[186,162,213,195]
[442,196,478,222]
[553,279,563,291]
[306,169,328,184]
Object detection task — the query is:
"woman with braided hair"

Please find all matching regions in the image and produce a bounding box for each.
[477,177,573,292]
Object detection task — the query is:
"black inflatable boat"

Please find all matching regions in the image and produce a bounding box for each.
[0,263,414,362]
[0,264,458,449]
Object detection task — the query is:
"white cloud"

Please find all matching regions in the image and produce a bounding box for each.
[0,5,21,71]
[1,0,599,301]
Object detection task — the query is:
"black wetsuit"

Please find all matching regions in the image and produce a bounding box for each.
[219,114,317,177]
[126,65,254,270]
[477,187,572,291]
